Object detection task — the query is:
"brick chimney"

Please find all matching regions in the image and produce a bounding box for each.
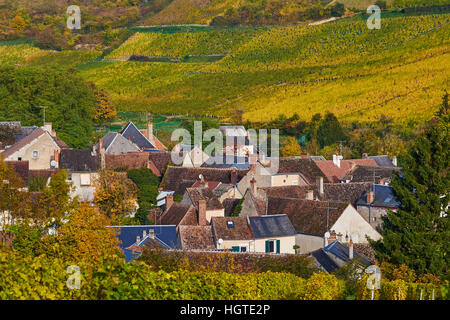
[165,194,174,210]
[198,199,207,226]
[147,120,153,143]
[231,168,237,185]
[250,177,257,194]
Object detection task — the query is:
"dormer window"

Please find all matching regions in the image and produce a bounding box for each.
[32,150,39,159]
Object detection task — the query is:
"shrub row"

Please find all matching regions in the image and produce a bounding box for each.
[0,251,445,300]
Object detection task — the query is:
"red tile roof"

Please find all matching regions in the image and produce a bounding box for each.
[314,159,379,183]
[211,217,253,240]
[267,198,349,236]
[178,225,215,250]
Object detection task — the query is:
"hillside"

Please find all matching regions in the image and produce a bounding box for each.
[76,13,449,124]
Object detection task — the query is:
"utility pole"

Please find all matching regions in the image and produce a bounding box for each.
[39,106,48,127]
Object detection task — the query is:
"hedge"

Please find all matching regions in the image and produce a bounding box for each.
[0,251,445,300]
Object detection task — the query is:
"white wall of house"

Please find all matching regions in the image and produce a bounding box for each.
[4,133,59,170]
[295,233,325,254]
[270,174,308,187]
[216,239,254,252]
[253,236,296,254]
[68,172,98,202]
[331,205,382,243]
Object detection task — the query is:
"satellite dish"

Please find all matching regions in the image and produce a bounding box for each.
[218,238,223,245]
[50,160,57,167]
[324,232,330,238]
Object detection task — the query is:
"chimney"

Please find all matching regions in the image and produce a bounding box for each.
[305,190,314,200]
[149,229,155,239]
[349,239,354,259]
[328,231,337,245]
[43,122,52,134]
[231,168,237,185]
[392,156,397,167]
[318,177,324,196]
[332,154,341,168]
[249,153,257,172]
[367,190,374,204]
[165,194,174,210]
[136,235,141,244]
[198,199,207,226]
[362,153,368,159]
[198,174,206,187]
[250,177,257,194]
[147,120,154,143]
[143,230,147,238]
[53,150,59,163]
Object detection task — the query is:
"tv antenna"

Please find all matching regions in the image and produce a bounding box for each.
[39,106,48,126]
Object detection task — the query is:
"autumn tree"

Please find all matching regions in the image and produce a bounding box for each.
[281,136,302,157]
[10,16,26,30]
[91,84,117,125]
[32,169,78,229]
[54,203,122,264]
[0,159,30,246]
[94,170,137,223]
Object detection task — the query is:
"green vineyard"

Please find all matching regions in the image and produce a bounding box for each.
[3,13,449,125]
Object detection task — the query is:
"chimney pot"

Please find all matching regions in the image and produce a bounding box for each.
[250,177,257,194]
[136,235,141,244]
[149,229,155,239]
[392,156,397,167]
[148,120,153,143]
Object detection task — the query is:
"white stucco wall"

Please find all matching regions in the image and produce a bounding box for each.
[253,236,296,254]
[331,205,382,243]
[68,172,98,202]
[295,233,325,254]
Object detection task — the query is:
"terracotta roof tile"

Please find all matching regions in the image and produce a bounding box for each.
[211,217,253,240]
[160,203,192,226]
[179,225,215,250]
[105,153,148,170]
[275,157,330,184]
[161,166,249,195]
[186,187,224,211]
[314,159,378,183]
[267,198,349,236]
[148,151,172,174]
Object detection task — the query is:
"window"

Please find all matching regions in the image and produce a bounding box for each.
[265,240,280,253]
[240,247,247,253]
[32,150,38,158]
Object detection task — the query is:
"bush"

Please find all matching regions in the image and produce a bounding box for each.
[301,273,345,300]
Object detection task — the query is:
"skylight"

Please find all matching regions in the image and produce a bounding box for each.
[227,221,234,228]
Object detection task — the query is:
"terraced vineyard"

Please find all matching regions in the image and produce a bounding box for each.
[78,13,450,124]
[107,28,265,60]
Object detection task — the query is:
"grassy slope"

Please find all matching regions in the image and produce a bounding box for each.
[79,13,449,125]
